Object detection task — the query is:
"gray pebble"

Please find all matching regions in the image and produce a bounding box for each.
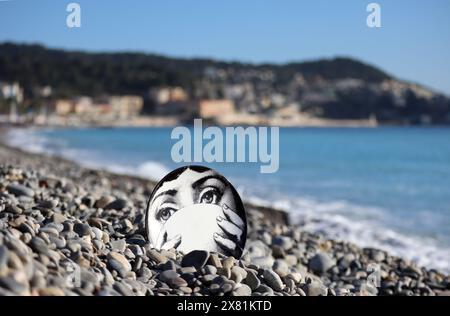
[273,259,289,277]
[105,199,128,210]
[222,257,235,270]
[94,196,115,209]
[244,270,261,290]
[0,246,8,273]
[306,281,328,296]
[251,256,274,269]
[263,269,284,292]
[181,250,209,269]
[207,253,222,268]
[309,253,334,274]
[0,277,28,295]
[232,284,252,296]
[110,239,126,252]
[147,249,168,264]
[231,266,247,283]
[73,223,91,237]
[7,184,35,197]
[256,284,274,296]
[107,251,131,276]
[272,236,293,251]
[204,265,217,275]
[159,270,179,282]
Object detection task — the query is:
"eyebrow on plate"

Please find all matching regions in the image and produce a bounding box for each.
[151,189,177,203]
[191,175,226,189]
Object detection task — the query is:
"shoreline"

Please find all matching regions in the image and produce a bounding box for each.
[0,126,449,296]
[0,131,290,226]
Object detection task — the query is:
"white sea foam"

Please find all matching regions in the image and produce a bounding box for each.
[247,194,450,273]
[5,128,170,182]
[5,127,51,154]
[98,161,170,182]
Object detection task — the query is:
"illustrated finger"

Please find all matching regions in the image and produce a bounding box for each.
[161,234,182,250]
[222,204,244,228]
[217,216,242,239]
[213,232,236,253]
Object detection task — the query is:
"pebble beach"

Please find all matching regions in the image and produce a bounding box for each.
[0,137,449,296]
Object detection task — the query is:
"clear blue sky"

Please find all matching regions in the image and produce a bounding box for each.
[1,0,449,95]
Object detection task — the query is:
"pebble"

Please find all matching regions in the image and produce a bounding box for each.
[73,223,91,237]
[38,199,58,209]
[207,253,222,268]
[181,250,209,269]
[168,276,188,288]
[51,213,67,224]
[0,277,28,295]
[49,236,66,249]
[94,196,115,209]
[38,287,65,296]
[251,256,274,269]
[309,253,335,274]
[222,283,234,293]
[263,269,284,292]
[233,284,252,296]
[30,237,48,254]
[159,260,177,271]
[107,252,131,276]
[159,270,179,282]
[272,236,293,250]
[256,284,274,296]
[306,281,328,296]
[204,265,217,275]
[244,270,261,290]
[110,239,127,252]
[217,267,231,279]
[231,266,247,283]
[113,281,134,296]
[148,250,168,264]
[0,246,8,274]
[179,266,196,274]
[286,272,302,283]
[105,199,128,210]
[222,257,235,270]
[179,286,192,294]
[273,259,289,277]
[6,184,35,197]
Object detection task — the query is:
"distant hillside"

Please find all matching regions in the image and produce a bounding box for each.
[0,42,449,125]
[0,42,390,97]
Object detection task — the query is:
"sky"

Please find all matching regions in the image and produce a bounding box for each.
[0,0,449,95]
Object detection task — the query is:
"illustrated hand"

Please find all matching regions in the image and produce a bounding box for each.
[214,204,245,258]
[156,232,182,251]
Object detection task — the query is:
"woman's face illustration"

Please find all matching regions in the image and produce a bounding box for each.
[147,168,237,246]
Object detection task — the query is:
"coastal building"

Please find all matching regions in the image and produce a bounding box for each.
[51,95,143,121]
[73,96,94,115]
[198,99,235,120]
[54,99,73,116]
[0,82,24,103]
[149,86,189,104]
[109,95,144,119]
[53,96,94,116]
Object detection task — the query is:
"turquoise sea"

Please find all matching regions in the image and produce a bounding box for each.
[7,127,450,272]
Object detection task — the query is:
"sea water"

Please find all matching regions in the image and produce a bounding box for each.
[6,126,450,272]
